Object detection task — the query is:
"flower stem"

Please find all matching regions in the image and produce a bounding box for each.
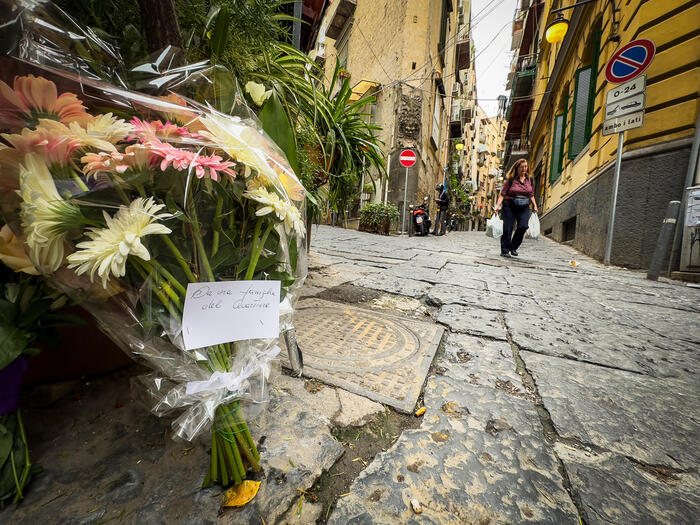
[212,196,224,257]
[189,202,215,282]
[244,221,273,280]
[71,172,89,192]
[135,259,182,310]
[161,235,196,282]
[147,259,187,296]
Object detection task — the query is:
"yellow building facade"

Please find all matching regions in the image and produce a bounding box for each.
[505,0,699,268]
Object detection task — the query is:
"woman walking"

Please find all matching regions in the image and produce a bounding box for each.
[494,158,538,257]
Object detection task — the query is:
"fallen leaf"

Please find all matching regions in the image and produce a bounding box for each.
[222,480,261,507]
[414,406,426,417]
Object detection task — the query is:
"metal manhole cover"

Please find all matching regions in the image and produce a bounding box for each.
[281,299,444,412]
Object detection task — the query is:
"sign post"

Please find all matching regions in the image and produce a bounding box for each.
[602,39,655,264]
[399,149,417,234]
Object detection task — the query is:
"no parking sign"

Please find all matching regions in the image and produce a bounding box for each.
[605,39,656,84]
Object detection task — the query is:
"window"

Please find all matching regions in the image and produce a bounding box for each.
[550,111,566,183]
[569,66,592,156]
[431,91,442,148]
[568,30,601,158]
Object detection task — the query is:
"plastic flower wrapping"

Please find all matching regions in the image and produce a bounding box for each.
[0,0,307,488]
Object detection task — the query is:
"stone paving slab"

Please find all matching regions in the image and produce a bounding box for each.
[282,299,444,412]
[1,369,343,525]
[353,273,434,298]
[438,334,532,399]
[436,304,507,340]
[521,351,700,469]
[328,376,579,525]
[427,283,547,314]
[506,312,699,378]
[556,447,700,525]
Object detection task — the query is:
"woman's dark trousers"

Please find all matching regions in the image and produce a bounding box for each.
[500,200,531,254]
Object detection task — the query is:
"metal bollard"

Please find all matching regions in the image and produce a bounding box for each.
[647,201,681,281]
[283,328,303,377]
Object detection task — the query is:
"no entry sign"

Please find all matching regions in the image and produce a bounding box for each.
[605,39,655,84]
[399,149,417,168]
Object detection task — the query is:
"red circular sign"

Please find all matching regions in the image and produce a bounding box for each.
[605,39,655,84]
[399,149,417,168]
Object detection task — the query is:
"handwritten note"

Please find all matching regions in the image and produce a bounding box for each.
[182,280,281,350]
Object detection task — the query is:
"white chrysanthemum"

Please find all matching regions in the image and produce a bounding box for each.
[38,113,133,152]
[18,153,83,273]
[244,187,305,236]
[67,197,172,288]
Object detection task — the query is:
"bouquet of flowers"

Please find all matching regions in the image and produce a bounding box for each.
[0,64,307,488]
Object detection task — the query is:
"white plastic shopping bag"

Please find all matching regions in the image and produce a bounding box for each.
[486,214,503,239]
[528,212,541,239]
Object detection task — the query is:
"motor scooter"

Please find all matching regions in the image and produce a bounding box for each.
[409,197,431,236]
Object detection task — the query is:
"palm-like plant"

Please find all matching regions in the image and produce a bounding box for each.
[306,60,385,222]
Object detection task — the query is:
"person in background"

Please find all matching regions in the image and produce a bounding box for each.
[433,183,449,235]
[494,158,538,257]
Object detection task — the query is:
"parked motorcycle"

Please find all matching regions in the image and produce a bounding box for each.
[409,197,432,236]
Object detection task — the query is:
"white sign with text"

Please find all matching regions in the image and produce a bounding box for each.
[182,280,280,350]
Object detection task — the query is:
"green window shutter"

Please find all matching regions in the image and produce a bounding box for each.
[585,30,603,141]
[569,66,592,158]
[550,113,565,183]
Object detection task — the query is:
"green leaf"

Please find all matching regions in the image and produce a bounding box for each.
[258,92,299,176]
[0,301,16,325]
[203,4,222,35]
[209,6,230,58]
[18,299,51,329]
[0,326,28,370]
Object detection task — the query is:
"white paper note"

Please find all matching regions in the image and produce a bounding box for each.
[181,280,280,350]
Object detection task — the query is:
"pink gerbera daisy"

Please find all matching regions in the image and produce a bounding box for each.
[127,117,200,142]
[2,127,81,166]
[146,138,235,181]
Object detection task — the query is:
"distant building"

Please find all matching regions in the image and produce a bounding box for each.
[504,0,699,268]
[471,104,507,230]
[311,0,478,225]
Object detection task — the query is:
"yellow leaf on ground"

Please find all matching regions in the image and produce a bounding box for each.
[222,480,261,507]
[414,406,426,417]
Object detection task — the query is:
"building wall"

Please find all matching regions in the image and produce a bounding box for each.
[317,0,472,223]
[540,141,692,267]
[525,0,699,267]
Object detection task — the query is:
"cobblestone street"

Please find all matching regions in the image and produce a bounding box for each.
[2,225,698,525]
[304,226,699,525]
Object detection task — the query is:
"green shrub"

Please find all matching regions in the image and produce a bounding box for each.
[359,203,399,234]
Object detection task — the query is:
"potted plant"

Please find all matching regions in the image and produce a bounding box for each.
[359,203,399,235]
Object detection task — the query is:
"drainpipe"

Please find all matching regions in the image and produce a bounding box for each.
[667,110,700,276]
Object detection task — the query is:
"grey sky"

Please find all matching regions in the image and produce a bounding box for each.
[472,0,518,117]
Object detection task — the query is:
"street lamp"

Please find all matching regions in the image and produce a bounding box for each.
[545,0,619,44]
[545,13,569,44]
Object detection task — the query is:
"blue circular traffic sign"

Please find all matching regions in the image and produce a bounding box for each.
[605,39,656,84]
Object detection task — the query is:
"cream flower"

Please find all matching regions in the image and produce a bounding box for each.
[37,114,133,152]
[244,187,305,236]
[199,113,305,201]
[18,154,83,273]
[67,197,172,288]
[245,81,272,106]
[0,225,38,274]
